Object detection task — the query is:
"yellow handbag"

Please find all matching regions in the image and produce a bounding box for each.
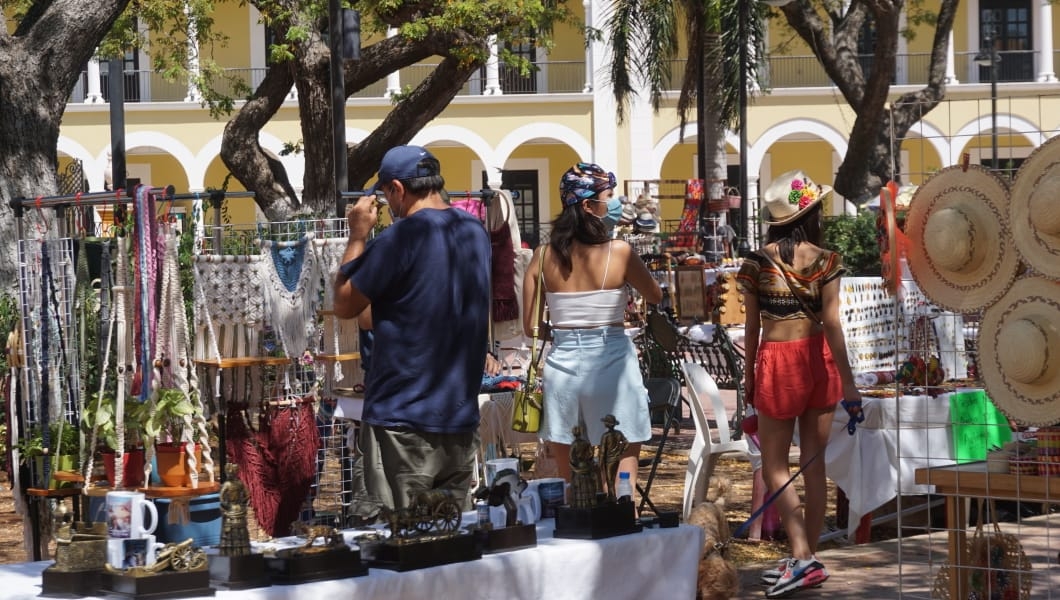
[512,249,546,434]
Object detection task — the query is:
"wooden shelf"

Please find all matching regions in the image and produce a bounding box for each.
[25,486,83,498]
[83,481,221,499]
[915,461,1060,501]
[194,356,292,367]
[314,352,361,362]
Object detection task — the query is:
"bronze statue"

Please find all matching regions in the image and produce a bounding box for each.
[599,414,628,501]
[288,521,346,555]
[569,425,598,509]
[219,463,251,557]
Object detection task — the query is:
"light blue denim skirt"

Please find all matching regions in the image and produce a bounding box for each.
[540,326,652,445]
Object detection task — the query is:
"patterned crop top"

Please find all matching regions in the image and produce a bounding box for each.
[735,249,847,321]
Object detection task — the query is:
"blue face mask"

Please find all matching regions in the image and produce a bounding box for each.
[602,196,623,230]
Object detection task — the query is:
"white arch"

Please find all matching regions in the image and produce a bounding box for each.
[900,119,950,167]
[494,123,592,169]
[121,131,198,189]
[949,114,1045,165]
[650,126,740,177]
[57,137,106,192]
[411,125,496,173]
[749,118,848,172]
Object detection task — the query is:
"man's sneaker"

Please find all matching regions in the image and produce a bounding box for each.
[760,558,791,585]
[765,557,830,598]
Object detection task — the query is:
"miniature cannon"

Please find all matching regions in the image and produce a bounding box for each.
[381,489,463,539]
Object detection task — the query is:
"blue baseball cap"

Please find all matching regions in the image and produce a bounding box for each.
[368,145,439,194]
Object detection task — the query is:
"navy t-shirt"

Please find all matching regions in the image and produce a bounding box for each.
[339,207,491,433]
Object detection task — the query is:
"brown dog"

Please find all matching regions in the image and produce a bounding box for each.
[686,476,740,600]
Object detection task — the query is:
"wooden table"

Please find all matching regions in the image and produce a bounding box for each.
[915,461,1059,599]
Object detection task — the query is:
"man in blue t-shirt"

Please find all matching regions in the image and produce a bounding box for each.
[334,145,491,512]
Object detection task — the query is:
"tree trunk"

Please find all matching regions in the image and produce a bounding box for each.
[781,0,958,203]
[220,64,300,221]
[0,0,131,287]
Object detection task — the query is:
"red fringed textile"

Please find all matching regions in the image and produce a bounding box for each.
[225,403,279,536]
[491,224,519,322]
[265,402,320,536]
[225,399,320,537]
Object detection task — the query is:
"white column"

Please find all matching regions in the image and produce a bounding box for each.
[1038,0,1057,82]
[582,0,593,93]
[945,30,959,84]
[747,176,760,250]
[85,56,104,104]
[589,0,617,168]
[184,1,201,102]
[484,35,502,95]
[386,27,401,98]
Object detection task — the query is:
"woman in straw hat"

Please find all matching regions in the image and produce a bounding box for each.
[736,170,861,598]
[522,162,662,496]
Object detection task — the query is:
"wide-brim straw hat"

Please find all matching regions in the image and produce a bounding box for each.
[905,165,1019,312]
[762,169,833,226]
[1009,137,1060,280]
[979,276,1060,426]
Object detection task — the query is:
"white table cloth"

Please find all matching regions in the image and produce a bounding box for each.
[825,393,955,537]
[2,519,703,600]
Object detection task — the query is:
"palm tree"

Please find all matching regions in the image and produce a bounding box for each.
[605,0,769,244]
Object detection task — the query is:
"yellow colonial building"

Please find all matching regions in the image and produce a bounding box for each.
[53,0,1060,247]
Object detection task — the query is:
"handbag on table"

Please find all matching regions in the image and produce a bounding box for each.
[512,249,547,434]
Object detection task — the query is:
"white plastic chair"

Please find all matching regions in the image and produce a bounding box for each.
[680,361,751,520]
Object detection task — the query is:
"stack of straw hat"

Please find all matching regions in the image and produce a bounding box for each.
[906,153,1060,426]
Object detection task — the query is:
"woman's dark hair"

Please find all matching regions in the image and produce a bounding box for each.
[548,199,610,272]
[765,203,824,265]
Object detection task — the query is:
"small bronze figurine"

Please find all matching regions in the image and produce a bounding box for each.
[599,414,628,502]
[219,463,251,557]
[569,425,598,509]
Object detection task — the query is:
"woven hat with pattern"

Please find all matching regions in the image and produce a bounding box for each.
[905,165,1019,312]
[979,276,1060,426]
[1009,136,1060,280]
[762,169,832,226]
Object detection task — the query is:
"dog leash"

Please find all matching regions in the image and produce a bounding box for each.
[714,402,864,552]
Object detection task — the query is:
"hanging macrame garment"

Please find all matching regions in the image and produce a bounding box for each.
[192,255,265,360]
[151,226,214,487]
[312,237,359,383]
[260,233,321,359]
[132,186,159,399]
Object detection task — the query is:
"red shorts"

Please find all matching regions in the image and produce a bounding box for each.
[754,333,842,420]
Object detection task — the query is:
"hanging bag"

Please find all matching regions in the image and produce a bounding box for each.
[932,499,1032,599]
[512,249,547,434]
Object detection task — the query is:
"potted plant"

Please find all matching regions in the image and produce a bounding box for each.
[81,392,148,488]
[19,422,80,489]
[143,387,203,487]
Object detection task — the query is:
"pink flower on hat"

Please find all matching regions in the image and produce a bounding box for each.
[787,177,818,208]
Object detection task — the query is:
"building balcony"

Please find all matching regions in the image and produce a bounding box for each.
[67,51,1043,105]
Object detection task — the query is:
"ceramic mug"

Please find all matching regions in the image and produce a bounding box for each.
[536,477,567,519]
[484,458,520,487]
[106,491,158,539]
[107,535,157,568]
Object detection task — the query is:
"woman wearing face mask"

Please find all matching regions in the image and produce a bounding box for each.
[522,162,662,496]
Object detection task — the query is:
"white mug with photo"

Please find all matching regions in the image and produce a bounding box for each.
[105,490,158,539]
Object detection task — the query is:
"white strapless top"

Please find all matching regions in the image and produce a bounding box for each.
[547,288,627,327]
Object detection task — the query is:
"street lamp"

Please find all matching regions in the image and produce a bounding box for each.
[974,23,1000,172]
[736,0,793,257]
